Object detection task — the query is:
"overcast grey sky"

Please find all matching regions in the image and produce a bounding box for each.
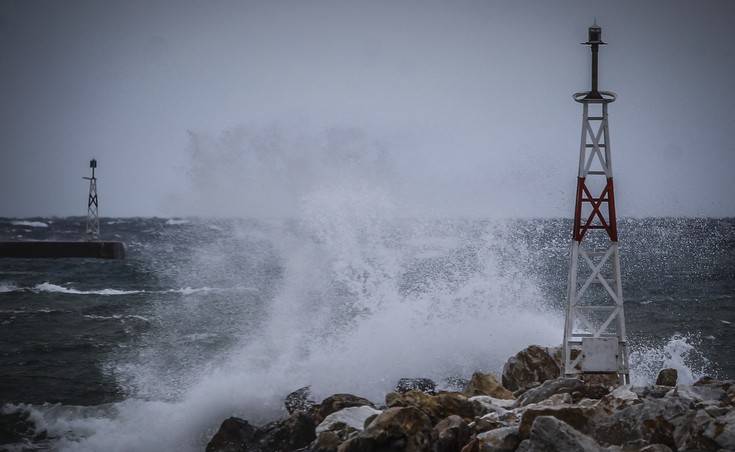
[1,0,733,218]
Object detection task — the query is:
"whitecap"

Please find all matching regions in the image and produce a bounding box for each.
[165,219,190,226]
[33,283,143,296]
[10,220,48,228]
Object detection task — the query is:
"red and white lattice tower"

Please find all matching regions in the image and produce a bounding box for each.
[563,22,629,384]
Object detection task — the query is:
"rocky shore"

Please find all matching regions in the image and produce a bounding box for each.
[206,345,735,452]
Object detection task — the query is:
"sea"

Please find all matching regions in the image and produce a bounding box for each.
[0,216,733,451]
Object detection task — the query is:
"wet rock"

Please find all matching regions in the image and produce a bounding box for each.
[669,384,727,404]
[312,421,360,452]
[655,369,678,387]
[318,394,375,422]
[502,345,560,394]
[519,404,592,439]
[475,426,520,451]
[703,410,735,450]
[431,415,471,452]
[591,396,694,449]
[517,378,584,406]
[386,390,479,424]
[206,417,256,452]
[317,406,383,435]
[249,411,318,452]
[463,372,514,400]
[517,416,606,452]
[469,396,513,418]
[312,430,350,452]
[287,386,318,414]
[338,406,433,452]
[469,415,506,435]
[396,378,437,394]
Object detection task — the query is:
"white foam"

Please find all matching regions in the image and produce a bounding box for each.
[0,282,18,293]
[83,314,150,322]
[10,220,48,228]
[32,283,142,296]
[165,219,190,225]
[629,334,713,386]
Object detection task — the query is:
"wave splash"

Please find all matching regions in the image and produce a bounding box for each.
[7,185,567,451]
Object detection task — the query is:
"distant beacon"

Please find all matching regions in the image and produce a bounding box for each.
[0,158,126,259]
[83,158,100,240]
[562,22,630,384]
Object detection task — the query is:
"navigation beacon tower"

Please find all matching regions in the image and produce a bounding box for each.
[562,22,629,384]
[83,159,100,240]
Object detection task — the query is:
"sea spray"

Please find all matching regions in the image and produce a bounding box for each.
[34,187,566,451]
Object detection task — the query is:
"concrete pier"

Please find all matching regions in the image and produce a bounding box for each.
[0,241,126,259]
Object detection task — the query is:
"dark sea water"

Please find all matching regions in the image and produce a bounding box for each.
[0,216,733,451]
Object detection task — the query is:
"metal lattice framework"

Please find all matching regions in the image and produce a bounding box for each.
[84,160,100,240]
[563,23,629,384]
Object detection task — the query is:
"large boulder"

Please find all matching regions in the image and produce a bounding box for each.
[338,406,433,452]
[249,411,317,452]
[519,404,592,439]
[207,412,317,452]
[516,416,607,452]
[386,390,479,424]
[431,415,471,452]
[655,369,678,387]
[463,372,514,400]
[475,426,520,451]
[517,378,585,407]
[502,345,560,394]
[206,417,256,452]
[318,394,375,422]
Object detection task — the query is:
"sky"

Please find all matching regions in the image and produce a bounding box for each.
[0,0,733,218]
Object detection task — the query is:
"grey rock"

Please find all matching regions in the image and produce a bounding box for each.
[703,410,735,450]
[476,426,520,452]
[655,369,678,387]
[519,404,592,439]
[518,378,585,406]
[520,416,606,452]
[592,396,696,449]
[249,411,318,452]
[206,417,256,452]
[431,415,471,452]
[207,412,317,452]
[669,384,727,404]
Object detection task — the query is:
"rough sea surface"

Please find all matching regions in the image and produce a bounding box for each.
[0,216,733,451]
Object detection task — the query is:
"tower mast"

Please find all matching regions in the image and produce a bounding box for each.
[563,23,629,384]
[83,159,100,240]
